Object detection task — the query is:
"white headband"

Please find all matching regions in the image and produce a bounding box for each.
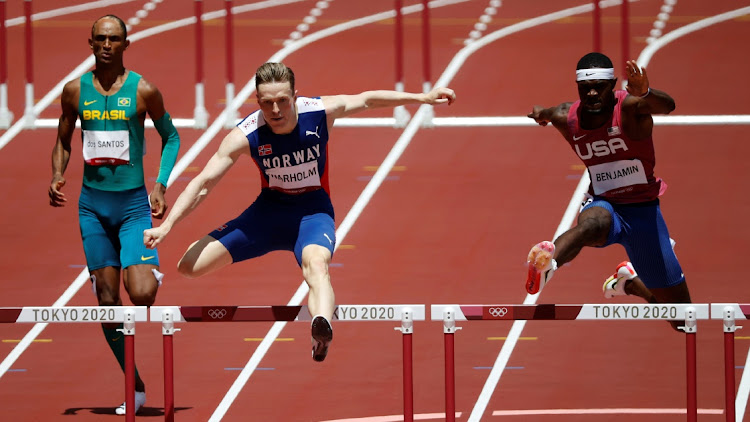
[576,67,615,81]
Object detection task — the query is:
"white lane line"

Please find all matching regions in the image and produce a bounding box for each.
[492,408,724,416]
[638,6,750,67]
[4,0,136,27]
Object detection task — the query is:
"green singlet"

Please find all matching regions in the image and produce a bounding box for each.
[79,70,146,191]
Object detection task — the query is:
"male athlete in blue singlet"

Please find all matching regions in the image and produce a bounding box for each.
[49,15,180,414]
[144,62,456,361]
[525,52,691,330]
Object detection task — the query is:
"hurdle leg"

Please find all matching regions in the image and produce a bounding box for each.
[679,307,697,422]
[723,306,741,422]
[443,308,460,422]
[117,309,137,422]
[395,308,414,422]
[162,310,180,422]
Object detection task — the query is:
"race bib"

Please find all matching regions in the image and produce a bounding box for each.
[589,159,647,195]
[82,130,130,166]
[265,161,321,193]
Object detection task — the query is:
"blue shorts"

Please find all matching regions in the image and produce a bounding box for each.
[582,198,684,288]
[79,184,158,270]
[210,189,336,266]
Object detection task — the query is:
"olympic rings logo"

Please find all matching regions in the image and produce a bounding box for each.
[207,309,228,319]
[488,307,508,318]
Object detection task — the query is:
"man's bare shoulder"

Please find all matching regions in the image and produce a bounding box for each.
[61,79,81,109]
[62,79,81,95]
[136,75,161,99]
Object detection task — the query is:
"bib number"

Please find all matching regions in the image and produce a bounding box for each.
[83,130,130,166]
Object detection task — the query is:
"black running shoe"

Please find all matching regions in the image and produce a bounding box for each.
[311,316,333,362]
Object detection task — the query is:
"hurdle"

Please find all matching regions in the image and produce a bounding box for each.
[0,306,148,422]
[431,303,709,422]
[150,304,424,422]
[711,303,748,422]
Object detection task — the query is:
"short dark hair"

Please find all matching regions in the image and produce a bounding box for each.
[255,62,295,92]
[92,15,127,40]
[576,52,613,69]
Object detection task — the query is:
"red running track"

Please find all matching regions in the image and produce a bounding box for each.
[1,1,749,421]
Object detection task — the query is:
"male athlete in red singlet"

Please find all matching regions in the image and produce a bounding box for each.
[525,52,691,330]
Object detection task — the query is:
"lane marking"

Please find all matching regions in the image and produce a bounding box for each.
[364,165,407,171]
[487,337,537,340]
[492,408,724,416]
[243,338,294,342]
[4,0,135,27]
[321,413,463,422]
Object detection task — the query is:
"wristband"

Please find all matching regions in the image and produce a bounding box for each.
[639,87,651,98]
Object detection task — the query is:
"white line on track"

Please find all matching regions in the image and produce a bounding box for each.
[492,408,724,416]
[4,0,136,27]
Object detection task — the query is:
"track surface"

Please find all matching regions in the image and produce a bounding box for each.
[1,1,749,421]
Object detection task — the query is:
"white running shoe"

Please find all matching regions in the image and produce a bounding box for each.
[115,391,146,415]
[526,241,557,294]
[603,261,636,298]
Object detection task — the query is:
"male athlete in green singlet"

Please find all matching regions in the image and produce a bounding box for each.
[48,15,180,415]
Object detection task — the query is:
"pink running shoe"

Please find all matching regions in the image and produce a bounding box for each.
[603,261,636,298]
[526,241,557,294]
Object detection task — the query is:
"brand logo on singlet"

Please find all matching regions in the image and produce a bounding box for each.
[306,126,321,139]
[574,138,628,160]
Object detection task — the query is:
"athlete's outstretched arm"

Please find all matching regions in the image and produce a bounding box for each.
[323,87,456,121]
[143,128,248,249]
[528,102,572,139]
[49,80,79,207]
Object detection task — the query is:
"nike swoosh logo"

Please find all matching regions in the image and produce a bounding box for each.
[573,134,586,141]
[141,255,155,261]
[84,100,97,106]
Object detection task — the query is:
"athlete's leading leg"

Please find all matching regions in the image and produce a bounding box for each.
[526,206,612,294]
[177,235,234,278]
[553,206,611,265]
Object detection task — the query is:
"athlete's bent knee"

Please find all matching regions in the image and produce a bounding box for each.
[304,254,329,273]
[128,286,157,306]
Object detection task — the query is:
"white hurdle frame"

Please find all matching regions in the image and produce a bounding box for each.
[149,304,425,422]
[0,306,148,422]
[431,303,709,422]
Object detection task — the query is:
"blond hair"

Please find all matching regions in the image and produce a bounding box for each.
[255,62,295,92]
